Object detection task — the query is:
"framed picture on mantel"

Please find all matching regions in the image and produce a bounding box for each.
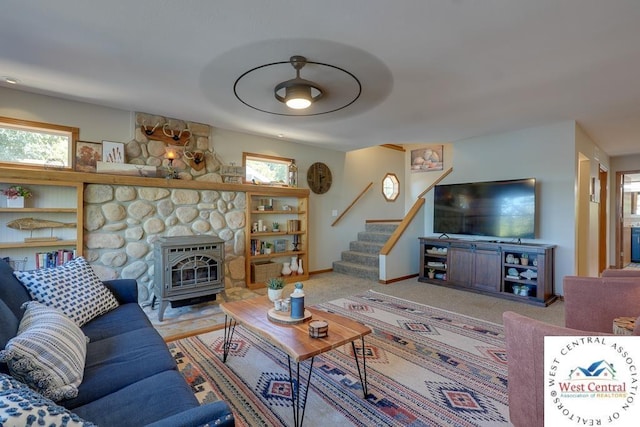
[102,141,125,163]
[75,141,102,172]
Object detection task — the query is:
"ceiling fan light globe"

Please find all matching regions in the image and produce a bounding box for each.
[284,84,313,109]
[286,97,312,109]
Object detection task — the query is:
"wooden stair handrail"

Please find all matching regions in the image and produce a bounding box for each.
[331,182,374,227]
[380,166,453,255]
[380,198,425,255]
[416,166,453,199]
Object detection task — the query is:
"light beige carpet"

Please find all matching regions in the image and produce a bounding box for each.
[143,287,259,341]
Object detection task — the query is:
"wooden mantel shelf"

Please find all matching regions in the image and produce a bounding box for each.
[0,167,309,197]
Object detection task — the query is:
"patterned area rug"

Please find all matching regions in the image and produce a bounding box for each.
[168,290,510,426]
[143,287,259,342]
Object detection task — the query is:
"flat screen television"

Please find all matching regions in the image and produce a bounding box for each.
[433,178,536,239]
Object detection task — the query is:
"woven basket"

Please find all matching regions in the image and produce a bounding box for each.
[251,261,282,283]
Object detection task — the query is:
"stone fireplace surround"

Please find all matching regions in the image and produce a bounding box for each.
[83,182,246,305]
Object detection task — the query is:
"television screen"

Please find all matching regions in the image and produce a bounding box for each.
[433,178,536,239]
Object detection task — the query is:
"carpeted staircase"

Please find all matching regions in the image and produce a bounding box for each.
[332,222,397,281]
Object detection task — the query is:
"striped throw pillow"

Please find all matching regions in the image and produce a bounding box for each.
[0,301,88,401]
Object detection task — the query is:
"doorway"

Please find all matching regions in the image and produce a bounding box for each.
[615,170,640,268]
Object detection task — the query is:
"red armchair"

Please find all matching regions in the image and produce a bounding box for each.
[504,273,640,426]
[563,275,640,334]
[503,311,593,427]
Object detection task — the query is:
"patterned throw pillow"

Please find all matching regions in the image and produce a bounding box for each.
[0,301,88,401]
[0,373,96,426]
[13,257,119,327]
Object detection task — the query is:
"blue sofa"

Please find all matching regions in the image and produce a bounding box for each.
[0,258,234,426]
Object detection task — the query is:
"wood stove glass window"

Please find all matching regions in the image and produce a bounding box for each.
[171,255,219,288]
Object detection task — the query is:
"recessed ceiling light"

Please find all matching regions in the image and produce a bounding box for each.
[277,134,285,138]
[2,76,20,85]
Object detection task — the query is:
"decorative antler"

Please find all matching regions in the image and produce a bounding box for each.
[142,120,160,136]
[163,123,176,139]
[183,150,206,171]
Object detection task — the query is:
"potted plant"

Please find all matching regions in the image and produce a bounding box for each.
[263,242,273,254]
[266,277,285,301]
[520,253,529,266]
[272,222,280,232]
[2,185,32,208]
[428,268,436,279]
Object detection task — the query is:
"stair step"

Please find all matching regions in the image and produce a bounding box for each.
[357,231,393,243]
[341,250,379,267]
[349,240,384,254]
[365,223,399,233]
[332,261,379,281]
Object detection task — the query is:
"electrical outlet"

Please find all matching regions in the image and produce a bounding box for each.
[331,209,338,217]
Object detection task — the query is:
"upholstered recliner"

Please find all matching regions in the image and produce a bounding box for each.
[563,274,640,334]
[504,273,640,427]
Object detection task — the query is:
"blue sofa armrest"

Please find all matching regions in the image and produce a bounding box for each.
[102,279,138,304]
[145,401,235,427]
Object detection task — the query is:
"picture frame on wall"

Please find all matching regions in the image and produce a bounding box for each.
[75,141,102,172]
[410,145,443,172]
[102,140,125,163]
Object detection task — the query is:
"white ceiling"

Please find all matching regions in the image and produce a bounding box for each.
[2,1,640,156]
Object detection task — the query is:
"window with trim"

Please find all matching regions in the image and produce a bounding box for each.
[243,152,293,185]
[382,173,400,201]
[0,117,77,168]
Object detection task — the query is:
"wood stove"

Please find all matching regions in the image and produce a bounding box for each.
[152,235,225,321]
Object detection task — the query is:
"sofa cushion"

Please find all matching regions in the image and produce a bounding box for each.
[0,301,88,401]
[81,302,153,342]
[1,373,96,427]
[72,370,199,426]
[62,327,177,409]
[13,257,119,327]
[0,300,19,369]
[0,258,31,321]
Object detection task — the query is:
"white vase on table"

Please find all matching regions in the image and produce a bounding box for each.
[297,259,303,275]
[267,288,283,302]
[290,256,298,275]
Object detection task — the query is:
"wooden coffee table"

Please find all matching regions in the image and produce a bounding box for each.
[220,296,372,427]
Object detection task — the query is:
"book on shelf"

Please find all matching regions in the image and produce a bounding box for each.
[287,219,301,233]
[35,249,76,269]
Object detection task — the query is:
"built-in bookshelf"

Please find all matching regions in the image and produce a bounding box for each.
[0,179,83,271]
[245,189,309,289]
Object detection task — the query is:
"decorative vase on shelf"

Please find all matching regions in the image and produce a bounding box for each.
[281,262,292,276]
[290,256,298,275]
[297,259,303,275]
[6,197,25,208]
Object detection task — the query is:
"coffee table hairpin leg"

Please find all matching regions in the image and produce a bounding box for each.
[222,315,237,363]
[287,356,314,427]
[352,337,369,398]
[285,336,369,427]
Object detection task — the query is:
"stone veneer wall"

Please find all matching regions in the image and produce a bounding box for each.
[82,113,246,303]
[127,112,224,182]
[83,184,246,303]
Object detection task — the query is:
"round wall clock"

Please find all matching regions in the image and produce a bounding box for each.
[306,162,332,194]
